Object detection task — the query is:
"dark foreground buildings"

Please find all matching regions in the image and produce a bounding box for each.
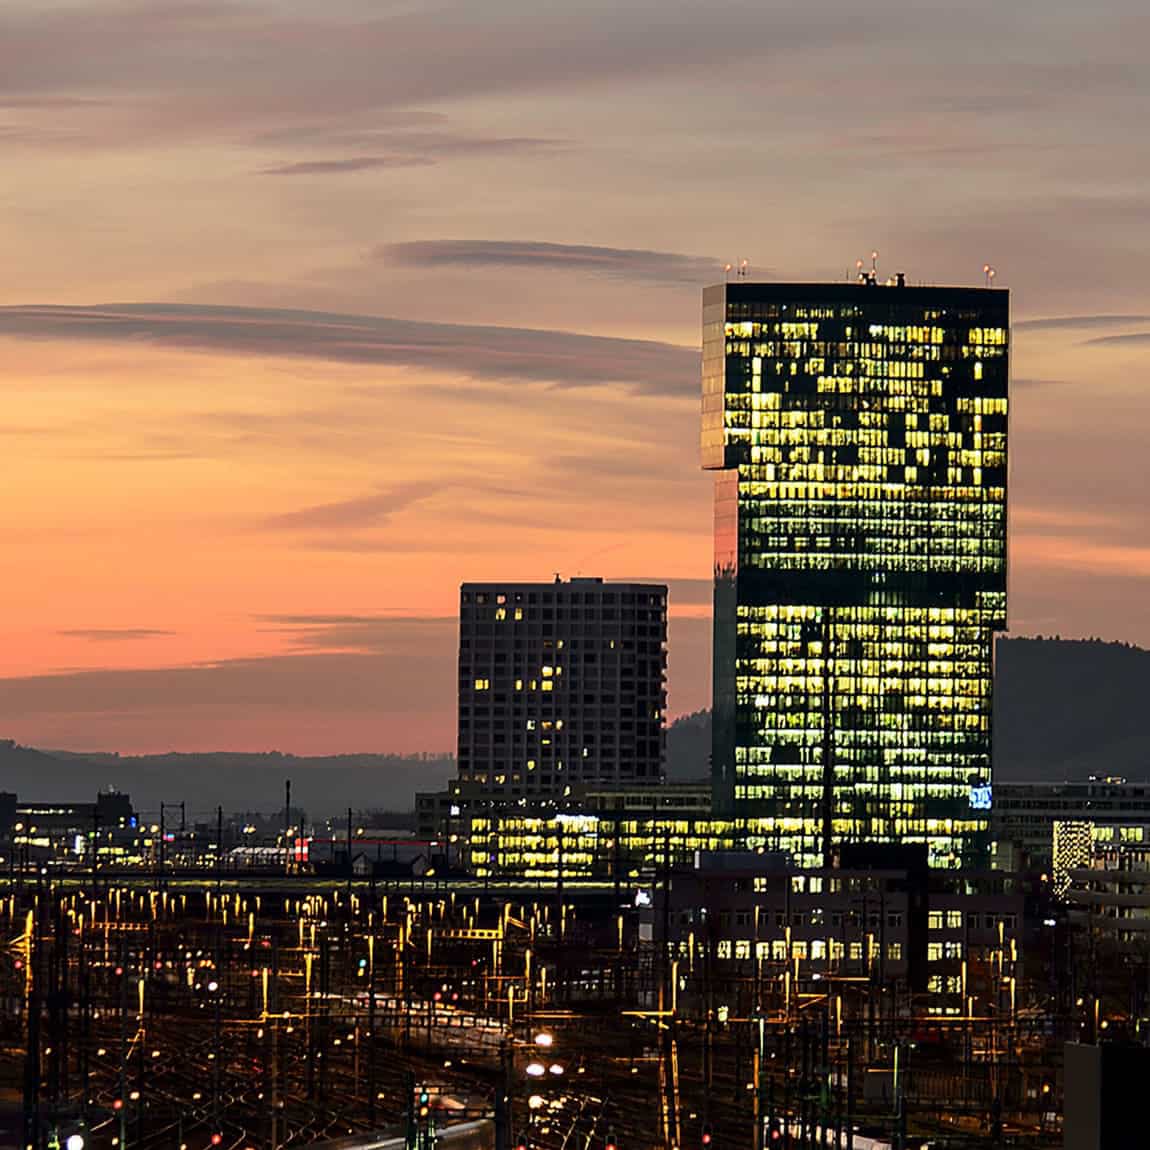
[703,279,1009,868]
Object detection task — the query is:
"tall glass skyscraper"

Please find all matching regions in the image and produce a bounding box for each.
[703,280,1009,868]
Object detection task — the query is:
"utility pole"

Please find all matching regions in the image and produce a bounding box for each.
[215,806,223,892]
[23,895,42,1150]
[347,807,354,901]
[284,779,292,875]
[820,610,836,868]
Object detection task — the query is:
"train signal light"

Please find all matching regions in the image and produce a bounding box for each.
[516,1137,527,1150]
[768,1119,782,1144]
[606,1133,617,1150]
[418,1086,430,1119]
[702,1125,713,1147]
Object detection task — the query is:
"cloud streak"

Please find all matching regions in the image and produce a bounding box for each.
[262,481,437,531]
[1086,332,1150,348]
[1014,314,1150,332]
[261,155,434,176]
[0,303,698,395]
[383,240,724,285]
[59,628,175,642]
[259,613,456,654]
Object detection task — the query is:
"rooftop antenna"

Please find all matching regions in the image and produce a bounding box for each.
[871,249,879,276]
[723,263,733,279]
[737,258,749,279]
[855,258,865,283]
[983,263,997,287]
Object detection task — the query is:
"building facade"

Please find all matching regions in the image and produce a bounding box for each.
[702,280,1009,868]
[457,578,667,801]
[991,779,1150,877]
[651,851,1025,1013]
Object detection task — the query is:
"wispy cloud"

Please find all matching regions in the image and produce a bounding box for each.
[262,481,437,531]
[0,1,865,148]
[1014,314,1150,332]
[0,303,698,395]
[261,155,434,176]
[260,132,563,175]
[383,240,723,285]
[58,628,175,642]
[1086,332,1150,348]
[259,613,455,654]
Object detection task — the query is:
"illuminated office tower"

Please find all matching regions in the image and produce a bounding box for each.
[702,279,1009,867]
[457,578,667,800]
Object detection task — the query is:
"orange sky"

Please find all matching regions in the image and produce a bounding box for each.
[1,0,1149,754]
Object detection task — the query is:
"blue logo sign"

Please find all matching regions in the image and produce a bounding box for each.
[969,784,992,811]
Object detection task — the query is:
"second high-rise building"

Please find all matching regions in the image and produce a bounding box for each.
[457,577,667,800]
[703,279,1009,868]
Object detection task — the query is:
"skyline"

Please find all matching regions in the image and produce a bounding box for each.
[3,0,1150,754]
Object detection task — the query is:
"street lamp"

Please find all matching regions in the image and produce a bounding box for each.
[534,1032,553,1048]
[66,1135,85,1150]
[525,1062,546,1078]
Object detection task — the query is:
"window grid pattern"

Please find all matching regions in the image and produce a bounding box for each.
[457,581,668,798]
[703,283,1009,869]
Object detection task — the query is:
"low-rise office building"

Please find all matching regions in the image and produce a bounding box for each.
[650,848,1026,1012]
[992,780,1150,894]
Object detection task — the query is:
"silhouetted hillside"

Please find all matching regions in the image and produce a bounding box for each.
[666,709,711,780]
[7,637,1150,812]
[0,742,454,817]
[993,636,1150,779]
[665,638,1150,784]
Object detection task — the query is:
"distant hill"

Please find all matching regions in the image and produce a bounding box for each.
[665,637,1150,784]
[0,742,454,819]
[993,636,1150,780]
[666,709,711,780]
[7,637,1150,813]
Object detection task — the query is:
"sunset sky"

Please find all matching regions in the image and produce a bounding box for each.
[2,0,1150,755]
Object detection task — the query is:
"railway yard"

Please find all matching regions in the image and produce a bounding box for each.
[1,873,1072,1149]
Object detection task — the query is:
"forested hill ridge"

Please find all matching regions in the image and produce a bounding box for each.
[4,638,1148,811]
[0,743,454,816]
[992,636,1150,780]
[666,637,1150,783]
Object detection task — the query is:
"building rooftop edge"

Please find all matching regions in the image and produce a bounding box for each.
[706,280,1009,300]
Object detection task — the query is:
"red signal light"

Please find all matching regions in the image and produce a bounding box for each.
[211,1134,223,1146]
[112,1099,123,1111]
